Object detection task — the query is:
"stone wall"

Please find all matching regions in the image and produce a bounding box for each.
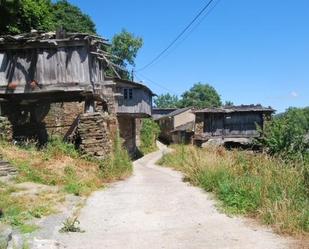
[118,116,136,156]
[43,102,84,136]
[76,112,116,159]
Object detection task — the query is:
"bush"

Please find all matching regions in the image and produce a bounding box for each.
[257,107,309,162]
[159,145,309,235]
[139,118,160,154]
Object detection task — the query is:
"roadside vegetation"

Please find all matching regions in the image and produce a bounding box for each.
[98,132,133,181]
[159,107,309,236]
[159,145,308,235]
[139,118,160,155]
[0,134,132,232]
[257,107,309,163]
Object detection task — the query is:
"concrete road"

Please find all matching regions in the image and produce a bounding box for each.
[54,146,291,249]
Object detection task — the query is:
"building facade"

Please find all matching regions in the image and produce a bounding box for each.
[194,105,275,146]
[156,107,195,144]
[0,32,154,158]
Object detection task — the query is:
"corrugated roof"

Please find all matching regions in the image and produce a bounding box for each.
[194,105,275,113]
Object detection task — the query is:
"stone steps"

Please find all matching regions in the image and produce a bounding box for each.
[0,159,17,177]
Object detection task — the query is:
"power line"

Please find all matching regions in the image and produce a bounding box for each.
[139,0,221,71]
[134,72,179,96]
[136,0,216,72]
[155,0,221,63]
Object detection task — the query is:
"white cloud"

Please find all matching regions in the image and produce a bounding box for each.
[290,91,299,98]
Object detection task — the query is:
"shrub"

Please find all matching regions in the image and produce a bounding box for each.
[257,107,309,162]
[139,118,160,154]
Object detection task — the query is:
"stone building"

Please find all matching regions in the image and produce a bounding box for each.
[193,105,275,147]
[0,32,154,158]
[113,77,155,155]
[156,107,195,144]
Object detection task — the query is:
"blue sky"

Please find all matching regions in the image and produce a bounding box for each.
[69,0,308,112]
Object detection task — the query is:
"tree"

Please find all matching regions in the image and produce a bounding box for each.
[52,0,96,34]
[179,83,221,108]
[0,0,55,34]
[0,0,96,35]
[154,93,180,108]
[107,29,143,79]
[224,100,234,106]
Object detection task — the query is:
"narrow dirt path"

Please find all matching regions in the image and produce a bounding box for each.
[52,146,291,249]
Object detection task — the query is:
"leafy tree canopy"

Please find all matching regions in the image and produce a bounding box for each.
[179,83,221,108]
[154,93,180,108]
[0,0,96,35]
[107,29,143,79]
[224,100,234,106]
[52,0,96,34]
[0,0,54,34]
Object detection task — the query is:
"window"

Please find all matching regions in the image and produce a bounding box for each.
[124,88,133,100]
[129,89,133,99]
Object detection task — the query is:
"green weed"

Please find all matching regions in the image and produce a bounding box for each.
[59,217,84,233]
[159,145,309,235]
[99,131,132,181]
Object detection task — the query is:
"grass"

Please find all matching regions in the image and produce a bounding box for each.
[98,132,133,182]
[0,138,104,196]
[0,180,58,233]
[0,134,133,231]
[158,144,309,236]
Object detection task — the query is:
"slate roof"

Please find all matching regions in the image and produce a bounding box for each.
[194,105,275,114]
[171,121,195,132]
[107,77,156,96]
[152,108,178,120]
[157,107,192,120]
[0,31,108,45]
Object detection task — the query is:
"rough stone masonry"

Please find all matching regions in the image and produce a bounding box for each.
[76,112,117,159]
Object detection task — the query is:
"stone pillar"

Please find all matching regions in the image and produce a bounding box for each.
[76,112,116,159]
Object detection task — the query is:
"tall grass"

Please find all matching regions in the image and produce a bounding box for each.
[159,145,309,235]
[99,131,133,181]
